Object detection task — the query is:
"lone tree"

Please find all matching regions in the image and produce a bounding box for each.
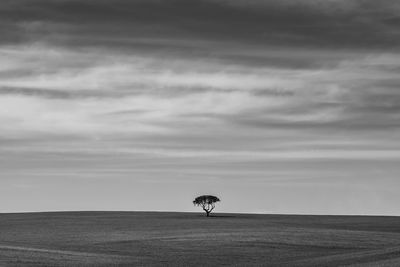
[193,195,220,217]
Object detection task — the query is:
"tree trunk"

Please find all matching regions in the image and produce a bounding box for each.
[206,211,210,217]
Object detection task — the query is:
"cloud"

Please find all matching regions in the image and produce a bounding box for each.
[1,43,400,141]
[1,0,400,214]
[1,0,400,52]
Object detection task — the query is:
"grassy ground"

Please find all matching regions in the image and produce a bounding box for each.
[1,212,400,266]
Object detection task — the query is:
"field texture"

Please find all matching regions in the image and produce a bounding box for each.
[1,212,400,266]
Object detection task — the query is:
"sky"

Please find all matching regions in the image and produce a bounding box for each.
[1,0,400,214]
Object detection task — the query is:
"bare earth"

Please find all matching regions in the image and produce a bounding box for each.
[1,212,400,266]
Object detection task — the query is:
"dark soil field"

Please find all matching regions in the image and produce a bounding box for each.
[1,212,400,266]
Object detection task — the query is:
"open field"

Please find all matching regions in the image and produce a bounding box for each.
[1,212,400,266]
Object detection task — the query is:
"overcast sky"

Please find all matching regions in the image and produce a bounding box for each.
[1,0,400,214]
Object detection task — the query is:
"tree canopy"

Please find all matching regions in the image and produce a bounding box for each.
[193,195,220,217]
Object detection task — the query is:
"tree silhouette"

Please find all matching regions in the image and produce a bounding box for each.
[193,195,220,217]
